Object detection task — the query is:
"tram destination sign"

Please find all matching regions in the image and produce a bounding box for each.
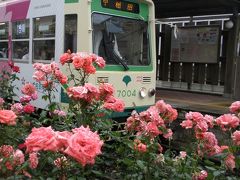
[101,0,139,14]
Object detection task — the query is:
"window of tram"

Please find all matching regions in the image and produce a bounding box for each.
[12,19,30,61]
[33,16,55,61]
[92,13,150,66]
[0,22,8,59]
[64,14,77,53]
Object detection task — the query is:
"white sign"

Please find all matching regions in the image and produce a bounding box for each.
[170,26,220,63]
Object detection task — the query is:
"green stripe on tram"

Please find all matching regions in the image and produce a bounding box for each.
[65,0,79,3]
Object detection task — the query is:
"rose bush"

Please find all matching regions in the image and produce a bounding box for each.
[0,52,240,179]
[0,61,20,102]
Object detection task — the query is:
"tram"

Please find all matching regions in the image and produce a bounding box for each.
[0,0,156,116]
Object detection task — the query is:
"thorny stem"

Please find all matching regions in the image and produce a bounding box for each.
[47,88,52,105]
[68,63,77,85]
[78,70,85,86]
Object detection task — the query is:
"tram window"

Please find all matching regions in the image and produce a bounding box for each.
[0,42,8,58]
[64,14,77,52]
[33,16,55,61]
[12,19,29,61]
[34,16,55,38]
[92,13,150,66]
[12,19,29,39]
[0,22,8,59]
[33,40,55,61]
[12,41,29,60]
[0,22,8,39]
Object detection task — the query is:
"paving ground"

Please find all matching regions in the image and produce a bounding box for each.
[155,89,235,116]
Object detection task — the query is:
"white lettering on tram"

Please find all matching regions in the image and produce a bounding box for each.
[34,4,51,10]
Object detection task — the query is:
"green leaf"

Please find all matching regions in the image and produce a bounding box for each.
[136,160,145,169]
[204,159,215,166]
[42,95,48,101]
[122,158,134,166]
[92,170,103,176]
[205,166,216,171]
[213,170,224,177]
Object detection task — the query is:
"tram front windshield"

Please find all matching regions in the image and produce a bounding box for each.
[92,13,150,68]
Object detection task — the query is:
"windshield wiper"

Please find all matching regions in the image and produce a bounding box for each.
[112,50,129,71]
[102,31,129,71]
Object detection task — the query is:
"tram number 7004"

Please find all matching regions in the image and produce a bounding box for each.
[117,89,136,98]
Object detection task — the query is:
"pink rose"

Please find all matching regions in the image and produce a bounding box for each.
[85,83,100,94]
[13,149,25,166]
[60,52,72,65]
[103,97,125,112]
[232,130,240,145]
[99,83,114,98]
[135,143,147,153]
[220,145,229,151]
[83,63,96,74]
[147,106,165,126]
[216,114,240,131]
[204,114,214,128]
[31,92,38,100]
[94,56,105,68]
[11,103,23,114]
[186,112,204,123]
[54,70,68,84]
[72,56,84,69]
[0,97,5,106]
[53,110,67,117]
[0,145,14,157]
[195,120,208,133]
[42,80,53,88]
[25,127,60,152]
[84,83,100,102]
[23,104,35,114]
[163,129,173,139]
[179,151,187,159]
[192,170,208,180]
[20,95,32,103]
[55,131,73,149]
[21,83,36,96]
[0,110,17,125]
[8,60,14,68]
[155,100,167,113]
[164,104,178,123]
[180,119,193,129]
[67,86,88,100]
[29,152,38,169]
[202,132,218,147]
[50,62,59,70]
[33,63,43,70]
[225,154,235,171]
[199,132,221,156]
[41,64,52,74]
[144,122,161,138]
[229,101,240,113]
[64,126,103,166]
[32,70,46,82]
[13,66,20,73]
[60,74,68,84]
[126,112,141,132]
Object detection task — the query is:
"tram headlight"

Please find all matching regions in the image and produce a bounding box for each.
[148,88,156,97]
[139,87,147,98]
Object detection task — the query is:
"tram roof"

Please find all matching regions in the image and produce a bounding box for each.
[153,0,240,18]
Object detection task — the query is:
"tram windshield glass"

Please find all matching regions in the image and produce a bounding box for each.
[92,13,150,67]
